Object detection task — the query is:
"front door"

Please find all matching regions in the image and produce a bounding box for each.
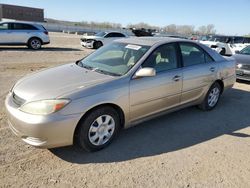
[0,23,11,43]
[129,43,183,122]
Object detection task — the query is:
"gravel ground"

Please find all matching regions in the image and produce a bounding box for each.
[0,33,250,188]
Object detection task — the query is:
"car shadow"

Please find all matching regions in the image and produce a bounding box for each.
[50,87,250,164]
[236,79,250,84]
[0,47,82,51]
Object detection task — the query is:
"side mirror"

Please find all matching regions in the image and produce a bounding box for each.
[235,50,240,54]
[134,67,156,78]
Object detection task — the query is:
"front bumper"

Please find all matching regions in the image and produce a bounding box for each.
[5,93,82,148]
[81,41,94,48]
[236,69,250,81]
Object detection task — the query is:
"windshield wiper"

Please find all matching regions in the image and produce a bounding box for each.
[76,61,94,70]
[94,69,121,77]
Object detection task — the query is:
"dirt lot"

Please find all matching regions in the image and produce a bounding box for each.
[0,32,250,188]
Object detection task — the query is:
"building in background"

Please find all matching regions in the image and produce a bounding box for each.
[0,4,44,22]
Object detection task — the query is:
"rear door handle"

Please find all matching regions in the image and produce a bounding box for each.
[172,75,181,82]
[210,67,215,72]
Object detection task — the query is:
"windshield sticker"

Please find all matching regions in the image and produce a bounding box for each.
[125,44,142,50]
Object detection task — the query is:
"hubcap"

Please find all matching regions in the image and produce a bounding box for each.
[31,39,41,49]
[208,87,220,107]
[88,115,115,146]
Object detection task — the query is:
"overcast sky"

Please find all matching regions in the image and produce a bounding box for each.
[1,0,250,35]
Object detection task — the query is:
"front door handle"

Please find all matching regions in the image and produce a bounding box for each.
[172,75,181,82]
[210,67,215,72]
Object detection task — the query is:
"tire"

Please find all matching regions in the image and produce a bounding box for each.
[198,82,222,111]
[219,48,226,55]
[28,38,42,50]
[93,41,103,49]
[75,106,120,152]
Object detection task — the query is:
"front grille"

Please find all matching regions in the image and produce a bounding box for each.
[12,92,26,107]
[242,64,250,70]
[81,38,87,42]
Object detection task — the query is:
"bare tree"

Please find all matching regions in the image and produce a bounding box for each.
[164,24,178,34]
[177,25,195,35]
[198,24,216,35]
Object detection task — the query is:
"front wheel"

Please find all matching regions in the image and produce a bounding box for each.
[75,106,120,152]
[199,82,222,111]
[93,41,103,49]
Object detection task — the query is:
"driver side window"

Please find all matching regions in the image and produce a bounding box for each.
[142,43,178,73]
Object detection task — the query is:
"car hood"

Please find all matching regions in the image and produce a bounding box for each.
[13,63,115,102]
[81,35,102,40]
[233,54,250,65]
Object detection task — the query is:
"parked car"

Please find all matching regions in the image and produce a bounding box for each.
[233,45,250,81]
[154,33,188,39]
[200,35,250,56]
[130,28,155,37]
[5,37,236,152]
[80,31,128,49]
[0,21,50,50]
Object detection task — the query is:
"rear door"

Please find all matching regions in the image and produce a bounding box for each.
[129,43,183,122]
[0,23,11,43]
[179,42,218,104]
[9,23,37,43]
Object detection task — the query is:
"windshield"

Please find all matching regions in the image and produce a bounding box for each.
[95,32,107,37]
[78,42,150,76]
[240,46,250,55]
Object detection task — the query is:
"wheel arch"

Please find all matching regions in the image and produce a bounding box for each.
[73,103,125,143]
[214,79,224,94]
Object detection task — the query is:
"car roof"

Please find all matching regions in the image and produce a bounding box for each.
[0,21,45,29]
[1,21,31,24]
[116,37,189,46]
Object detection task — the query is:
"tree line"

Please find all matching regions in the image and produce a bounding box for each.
[127,22,216,35]
[46,18,217,35]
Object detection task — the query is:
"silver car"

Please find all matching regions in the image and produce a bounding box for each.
[233,45,250,81]
[0,21,50,49]
[5,37,236,151]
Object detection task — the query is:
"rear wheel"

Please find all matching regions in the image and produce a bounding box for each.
[28,38,42,50]
[199,82,222,111]
[93,41,103,49]
[75,106,120,152]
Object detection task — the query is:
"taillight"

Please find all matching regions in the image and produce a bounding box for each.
[44,31,49,35]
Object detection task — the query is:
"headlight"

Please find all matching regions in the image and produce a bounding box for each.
[237,63,242,68]
[19,99,70,115]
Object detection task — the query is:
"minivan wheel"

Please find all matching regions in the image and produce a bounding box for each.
[28,38,42,50]
[76,106,120,152]
[93,41,103,49]
[199,82,222,111]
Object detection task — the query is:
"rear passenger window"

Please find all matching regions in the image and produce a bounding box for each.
[180,43,214,67]
[12,23,37,30]
[142,43,178,73]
